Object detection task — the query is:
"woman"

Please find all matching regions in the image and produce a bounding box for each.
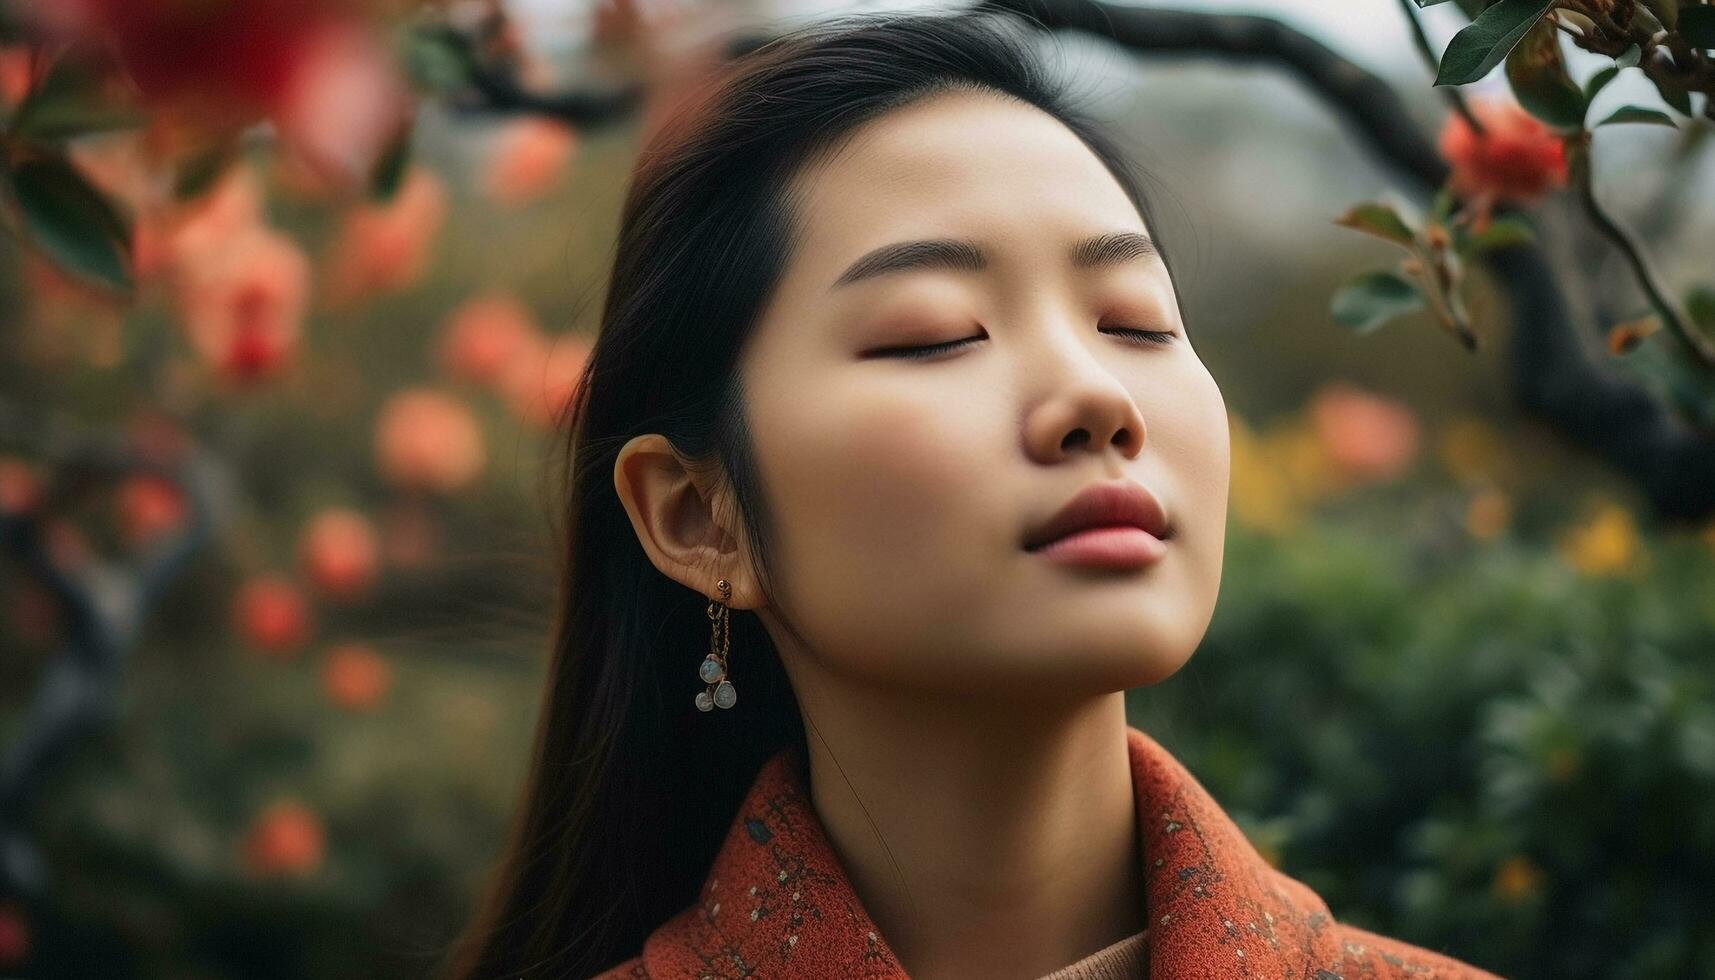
[443,11,1502,980]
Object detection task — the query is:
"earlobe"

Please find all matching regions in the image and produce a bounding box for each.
[613,433,751,605]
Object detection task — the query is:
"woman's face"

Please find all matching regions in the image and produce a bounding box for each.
[739,89,1230,701]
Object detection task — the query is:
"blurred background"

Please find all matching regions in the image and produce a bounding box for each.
[2,0,1713,977]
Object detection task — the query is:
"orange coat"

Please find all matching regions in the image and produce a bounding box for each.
[594,725,1504,979]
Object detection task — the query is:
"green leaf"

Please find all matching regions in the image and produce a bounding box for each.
[1615,330,1715,431]
[1464,215,1537,253]
[174,143,238,201]
[1686,284,1715,339]
[369,123,413,202]
[9,156,133,293]
[1615,42,1642,69]
[1505,18,1585,130]
[1680,7,1715,48]
[1436,0,1557,86]
[1430,185,1459,223]
[12,53,144,141]
[1582,65,1619,105]
[1594,105,1679,128]
[399,26,472,93]
[1333,202,1418,248]
[1331,270,1426,333]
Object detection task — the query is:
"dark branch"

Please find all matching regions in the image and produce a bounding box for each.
[449,0,1715,522]
[0,399,234,896]
[963,0,1715,522]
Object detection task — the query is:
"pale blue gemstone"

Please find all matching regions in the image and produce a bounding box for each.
[695,690,714,712]
[699,657,725,684]
[714,680,737,709]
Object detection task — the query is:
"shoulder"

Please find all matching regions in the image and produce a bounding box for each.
[1329,920,1507,979]
[588,954,648,979]
[1260,866,1502,979]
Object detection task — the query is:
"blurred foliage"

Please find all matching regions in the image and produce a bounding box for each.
[1139,491,1715,980]
[3,2,1715,978]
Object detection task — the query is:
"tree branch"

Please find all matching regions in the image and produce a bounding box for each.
[0,398,235,896]
[970,0,1715,521]
[454,0,1715,522]
[1393,0,1485,136]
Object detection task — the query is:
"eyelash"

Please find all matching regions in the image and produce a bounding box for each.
[878,327,1177,361]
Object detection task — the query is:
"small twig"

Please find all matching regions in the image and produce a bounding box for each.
[1394,0,1485,136]
[1567,139,1715,369]
[1404,248,1480,352]
[435,23,646,128]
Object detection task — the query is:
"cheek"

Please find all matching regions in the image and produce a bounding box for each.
[748,371,1010,674]
[1143,360,1230,611]
[1153,362,1230,530]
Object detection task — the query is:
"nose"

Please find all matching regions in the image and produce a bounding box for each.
[1021,323,1148,464]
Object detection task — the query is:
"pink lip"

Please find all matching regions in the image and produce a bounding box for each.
[1023,479,1172,554]
[1031,525,1168,568]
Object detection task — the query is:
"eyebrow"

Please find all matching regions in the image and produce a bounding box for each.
[831,230,1159,290]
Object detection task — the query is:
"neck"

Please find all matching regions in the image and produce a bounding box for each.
[795,683,1147,980]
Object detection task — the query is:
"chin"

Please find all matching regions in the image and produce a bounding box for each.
[1063,642,1197,695]
[1115,632,1201,689]
[1133,650,1196,688]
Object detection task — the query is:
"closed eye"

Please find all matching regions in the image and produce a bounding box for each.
[871,326,1177,361]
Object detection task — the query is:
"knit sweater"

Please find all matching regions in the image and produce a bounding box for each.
[592,725,1504,979]
[1034,927,1148,979]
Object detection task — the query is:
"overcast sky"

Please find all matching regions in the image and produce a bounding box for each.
[508,0,1477,72]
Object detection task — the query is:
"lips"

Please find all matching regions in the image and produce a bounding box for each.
[1023,479,1172,552]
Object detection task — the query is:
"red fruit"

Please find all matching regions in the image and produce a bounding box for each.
[0,46,30,108]
[225,310,290,380]
[321,642,390,711]
[270,21,410,192]
[323,167,447,303]
[1437,98,1568,206]
[483,117,578,206]
[116,473,187,546]
[242,799,325,878]
[92,0,329,115]
[1309,382,1422,485]
[174,224,309,386]
[298,508,379,602]
[439,294,543,389]
[502,336,591,430]
[232,574,312,656]
[373,388,485,493]
[0,457,41,513]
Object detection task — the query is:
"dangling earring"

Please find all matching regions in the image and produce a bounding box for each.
[695,578,737,712]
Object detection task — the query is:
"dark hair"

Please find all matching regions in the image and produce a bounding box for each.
[441,9,1181,978]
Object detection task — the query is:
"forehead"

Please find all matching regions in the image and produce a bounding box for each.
[783,89,1148,282]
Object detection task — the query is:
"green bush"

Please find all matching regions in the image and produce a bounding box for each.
[1135,511,1715,979]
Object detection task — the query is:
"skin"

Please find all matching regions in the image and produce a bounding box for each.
[615,88,1231,979]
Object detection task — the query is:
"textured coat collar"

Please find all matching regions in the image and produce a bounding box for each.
[610,725,1503,979]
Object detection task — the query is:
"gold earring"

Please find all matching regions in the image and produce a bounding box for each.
[695,579,736,711]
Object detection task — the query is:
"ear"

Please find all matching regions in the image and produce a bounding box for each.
[613,433,757,608]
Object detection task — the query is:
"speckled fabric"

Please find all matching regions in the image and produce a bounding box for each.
[592,725,1504,979]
